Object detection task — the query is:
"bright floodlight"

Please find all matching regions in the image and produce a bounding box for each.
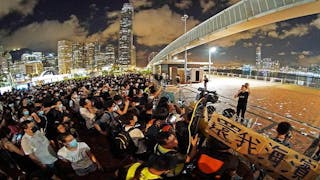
[173,56,178,60]
[210,47,217,53]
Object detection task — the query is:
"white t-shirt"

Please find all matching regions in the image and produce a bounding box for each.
[57,142,93,170]
[79,107,96,129]
[125,126,147,154]
[21,131,57,165]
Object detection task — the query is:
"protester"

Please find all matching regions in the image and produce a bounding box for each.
[154,131,199,177]
[121,112,148,160]
[234,84,250,123]
[123,154,177,180]
[57,133,102,176]
[20,120,60,179]
[204,75,209,90]
[273,121,292,147]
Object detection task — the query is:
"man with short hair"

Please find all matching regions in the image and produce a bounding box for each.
[234,85,250,123]
[20,120,60,180]
[154,131,199,177]
[273,121,292,147]
[57,133,102,176]
[204,75,209,90]
[124,154,177,180]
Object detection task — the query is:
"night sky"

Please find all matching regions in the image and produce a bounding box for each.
[0,0,319,67]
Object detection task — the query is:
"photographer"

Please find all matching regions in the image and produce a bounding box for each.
[204,75,209,90]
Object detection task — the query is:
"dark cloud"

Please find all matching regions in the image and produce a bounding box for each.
[0,0,39,18]
[2,15,87,51]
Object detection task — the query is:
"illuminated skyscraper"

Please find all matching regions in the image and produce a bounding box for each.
[94,42,106,69]
[105,45,115,65]
[118,3,134,66]
[0,45,4,57]
[84,42,95,70]
[0,45,12,74]
[25,61,43,76]
[58,40,73,74]
[256,46,262,69]
[72,42,85,69]
[148,52,158,63]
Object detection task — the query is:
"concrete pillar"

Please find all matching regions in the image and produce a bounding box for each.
[170,66,178,84]
[152,65,156,74]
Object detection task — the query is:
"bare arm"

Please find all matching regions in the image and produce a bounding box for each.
[154,86,163,98]
[31,112,41,123]
[116,100,129,115]
[186,134,199,163]
[4,141,25,156]
[234,90,240,98]
[93,123,107,136]
[86,150,102,170]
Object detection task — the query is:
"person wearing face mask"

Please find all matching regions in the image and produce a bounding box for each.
[79,98,97,130]
[94,100,122,137]
[69,91,80,114]
[20,120,60,180]
[47,100,65,125]
[113,95,130,118]
[19,108,34,123]
[57,133,102,176]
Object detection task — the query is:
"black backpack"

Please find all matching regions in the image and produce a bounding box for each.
[113,127,138,156]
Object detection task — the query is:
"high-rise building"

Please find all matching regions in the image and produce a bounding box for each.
[84,42,95,70]
[118,3,134,66]
[21,52,43,62]
[148,52,158,63]
[0,45,11,74]
[131,45,136,67]
[256,47,262,70]
[43,53,58,72]
[261,58,280,71]
[94,42,106,69]
[105,45,115,65]
[72,42,85,69]
[58,40,73,74]
[25,61,43,76]
[0,45,7,73]
[0,45,4,57]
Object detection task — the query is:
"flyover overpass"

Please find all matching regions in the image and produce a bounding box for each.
[148,0,320,67]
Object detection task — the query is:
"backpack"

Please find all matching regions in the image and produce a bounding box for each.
[112,127,138,156]
[100,111,122,138]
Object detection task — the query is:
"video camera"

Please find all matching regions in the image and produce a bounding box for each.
[197,87,219,104]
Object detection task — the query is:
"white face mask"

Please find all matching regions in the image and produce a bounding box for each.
[117,101,122,105]
[113,106,118,112]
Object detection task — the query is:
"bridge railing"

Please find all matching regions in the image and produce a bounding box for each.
[149,0,314,65]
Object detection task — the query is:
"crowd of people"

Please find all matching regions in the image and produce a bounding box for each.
[0,73,308,180]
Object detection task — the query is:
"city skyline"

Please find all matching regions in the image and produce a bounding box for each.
[0,0,319,67]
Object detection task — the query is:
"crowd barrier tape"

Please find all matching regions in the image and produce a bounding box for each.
[206,113,320,180]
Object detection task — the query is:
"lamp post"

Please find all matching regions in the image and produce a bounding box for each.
[208,47,217,75]
[181,14,188,83]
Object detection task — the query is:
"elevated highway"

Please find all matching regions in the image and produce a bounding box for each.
[148,0,320,67]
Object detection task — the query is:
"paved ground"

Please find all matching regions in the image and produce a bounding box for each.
[165,75,320,154]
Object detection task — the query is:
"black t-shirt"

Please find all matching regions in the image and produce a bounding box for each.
[237,91,249,106]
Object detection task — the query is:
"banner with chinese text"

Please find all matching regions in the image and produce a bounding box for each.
[206,113,320,180]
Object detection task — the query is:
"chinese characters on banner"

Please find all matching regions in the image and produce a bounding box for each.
[206,113,320,180]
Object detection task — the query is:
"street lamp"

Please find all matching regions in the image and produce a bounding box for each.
[181,14,188,83]
[208,47,217,74]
